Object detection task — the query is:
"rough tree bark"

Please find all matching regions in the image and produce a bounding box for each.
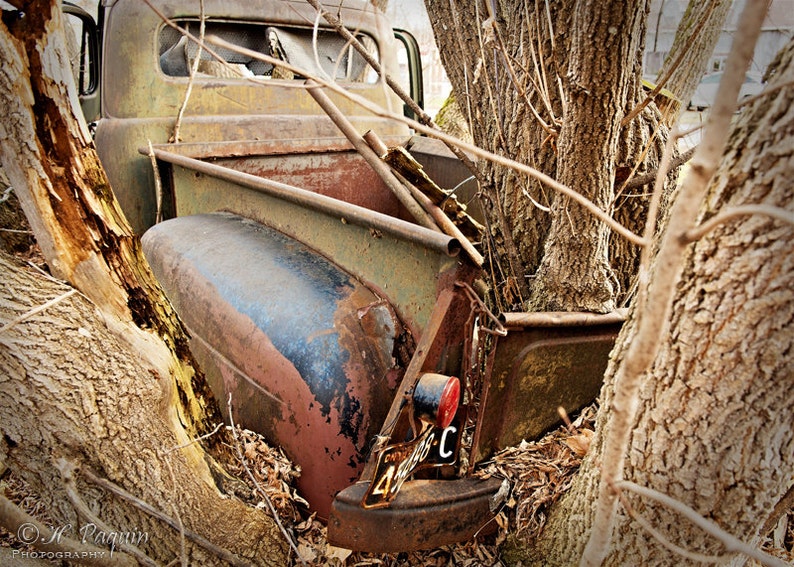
[0,254,285,565]
[529,0,647,313]
[0,1,287,563]
[424,0,668,313]
[532,36,794,566]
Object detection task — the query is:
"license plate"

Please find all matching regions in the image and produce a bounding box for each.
[362,422,460,508]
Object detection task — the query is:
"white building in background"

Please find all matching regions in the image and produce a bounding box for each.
[645,0,794,77]
[388,0,793,118]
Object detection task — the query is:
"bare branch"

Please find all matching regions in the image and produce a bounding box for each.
[136,1,647,249]
[0,288,77,335]
[302,0,484,183]
[483,11,556,135]
[56,459,159,567]
[0,492,137,567]
[80,467,254,567]
[172,0,206,143]
[615,484,733,563]
[622,0,721,126]
[616,480,790,567]
[204,33,646,247]
[623,145,696,190]
[159,422,224,456]
[147,140,164,225]
[225,394,305,566]
[580,1,770,564]
[684,204,794,241]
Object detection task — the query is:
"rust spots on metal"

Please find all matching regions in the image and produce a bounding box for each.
[142,212,405,518]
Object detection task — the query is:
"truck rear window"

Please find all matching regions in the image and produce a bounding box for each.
[158,20,379,83]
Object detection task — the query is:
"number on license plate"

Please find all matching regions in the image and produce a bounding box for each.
[362,422,460,508]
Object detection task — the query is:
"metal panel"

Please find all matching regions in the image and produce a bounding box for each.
[142,212,403,518]
[157,149,462,333]
[328,478,503,552]
[96,0,410,234]
[472,321,623,463]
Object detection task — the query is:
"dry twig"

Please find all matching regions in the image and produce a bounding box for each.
[56,459,158,567]
[225,394,305,565]
[0,288,77,335]
[79,467,253,567]
[615,480,789,567]
[0,489,136,566]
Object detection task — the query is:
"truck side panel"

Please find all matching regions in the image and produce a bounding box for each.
[154,148,462,335]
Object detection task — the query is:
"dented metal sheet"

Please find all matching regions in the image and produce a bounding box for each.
[142,212,402,518]
[154,148,462,333]
[329,477,504,553]
[471,320,623,463]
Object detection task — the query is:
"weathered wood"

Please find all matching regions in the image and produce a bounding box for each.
[0,0,218,440]
[381,145,484,241]
[0,2,288,564]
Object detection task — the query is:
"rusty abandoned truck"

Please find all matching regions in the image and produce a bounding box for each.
[51,0,625,552]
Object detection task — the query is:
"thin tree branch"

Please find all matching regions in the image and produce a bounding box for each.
[0,288,77,335]
[196,29,653,259]
[171,0,205,144]
[622,0,721,126]
[580,1,769,564]
[80,467,254,567]
[147,140,164,225]
[0,228,33,234]
[159,422,223,456]
[0,492,137,567]
[161,457,188,567]
[137,6,648,250]
[615,483,733,563]
[225,394,305,566]
[623,145,696,190]
[56,459,159,567]
[616,480,790,567]
[484,11,555,135]
[684,204,794,241]
[302,0,484,184]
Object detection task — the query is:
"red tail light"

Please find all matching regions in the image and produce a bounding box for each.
[413,373,460,429]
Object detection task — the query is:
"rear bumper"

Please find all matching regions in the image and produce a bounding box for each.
[327,477,503,553]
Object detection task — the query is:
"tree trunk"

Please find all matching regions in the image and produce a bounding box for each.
[424,0,668,312]
[0,253,286,565]
[657,0,734,117]
[0,2,288,563]
[534,37,794,566]
[528,0,647,313]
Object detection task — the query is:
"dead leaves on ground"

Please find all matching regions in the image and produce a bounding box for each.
[475,405,597,544]
[0,409,596,565]
[215,407,597,565]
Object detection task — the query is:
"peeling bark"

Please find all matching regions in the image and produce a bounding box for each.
[0,1,289,563]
